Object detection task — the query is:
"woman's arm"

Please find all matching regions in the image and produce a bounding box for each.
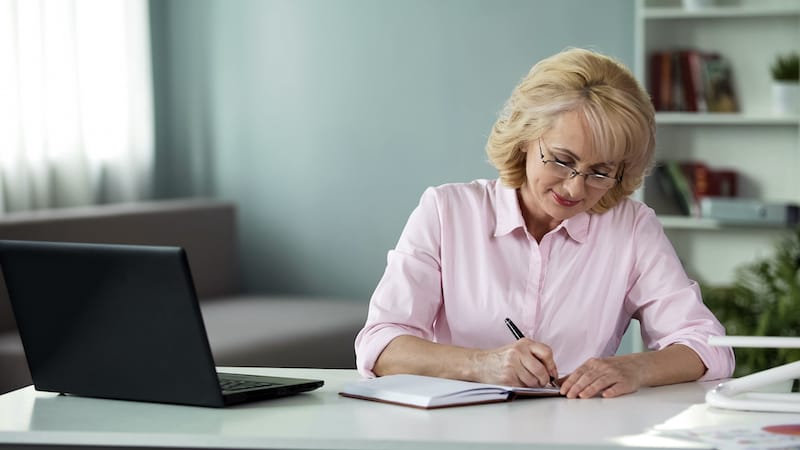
[374,334,559,388]
[621,208,734,383]
[558,343,706,398]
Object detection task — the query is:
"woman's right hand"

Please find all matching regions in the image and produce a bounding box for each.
[373,335,557,387]
[472,338,558,387]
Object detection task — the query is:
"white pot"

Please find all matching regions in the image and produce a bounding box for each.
[772,81,800,115]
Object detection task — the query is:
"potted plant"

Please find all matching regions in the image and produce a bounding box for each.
[701,227,800,378]
[770,52,800,115]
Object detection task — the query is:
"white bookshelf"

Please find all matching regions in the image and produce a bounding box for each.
[635,0,800,285]
[655,112,800,126]
[643,5,800,19]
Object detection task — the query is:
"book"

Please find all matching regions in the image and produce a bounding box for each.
[699,198,799,226]
[648,51,664,111]
[652,165,687,216]
[648,48,739,113]
[670,51,685,111]
[662,160,697,216]
[678,50,698,112]
[655,160,740,217]
[339,374,562,409]
[680,162,739,199]
[714,170,738,197]
[702,54,738,113]
[652,49,700,112]
[648,50,673,111]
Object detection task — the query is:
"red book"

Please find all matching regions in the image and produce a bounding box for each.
[687,50,707,112]
[660,51,673,111]
[679,50,698,112]
[680,161,739,200]
[713,170,738,197]
[649,52,664,110]
[680,161,712,200]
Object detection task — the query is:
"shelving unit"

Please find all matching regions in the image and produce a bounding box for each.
[654,112,800,126]
[643,4,800,19]
[635,0,800,285]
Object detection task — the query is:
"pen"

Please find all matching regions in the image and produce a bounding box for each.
[504,317,559,388]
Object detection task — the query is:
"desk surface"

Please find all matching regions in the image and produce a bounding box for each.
[0,367,796,450]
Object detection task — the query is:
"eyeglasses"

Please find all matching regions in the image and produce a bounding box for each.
[538,138,622,190]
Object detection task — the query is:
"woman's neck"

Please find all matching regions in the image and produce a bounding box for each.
[516,189,560,242]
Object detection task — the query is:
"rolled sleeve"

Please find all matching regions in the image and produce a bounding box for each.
[355,189,445,377]
[629,211,735,381]
[638,281,735,380]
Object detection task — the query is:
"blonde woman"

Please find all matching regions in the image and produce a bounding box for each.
[355,48,734,399]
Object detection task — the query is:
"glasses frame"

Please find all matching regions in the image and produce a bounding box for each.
[538,138,622,190]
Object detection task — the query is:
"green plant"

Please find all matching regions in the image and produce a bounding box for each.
[702,227,800,377]
[770,52,800,82]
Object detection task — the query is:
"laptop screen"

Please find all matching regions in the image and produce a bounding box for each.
[0,240,322,407]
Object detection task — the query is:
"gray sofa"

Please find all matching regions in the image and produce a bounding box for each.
[0,199,367,394]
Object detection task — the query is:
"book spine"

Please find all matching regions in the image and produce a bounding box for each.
[660,51,672,111]
[664,161,696,216]
[689,50,707,112]
[649,51,663,111]
[679,50,698,112]
[702,53,739,113]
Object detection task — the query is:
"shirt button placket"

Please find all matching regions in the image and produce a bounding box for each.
[524,237,543,338]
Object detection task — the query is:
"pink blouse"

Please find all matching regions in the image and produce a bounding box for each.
[355,179,734,380]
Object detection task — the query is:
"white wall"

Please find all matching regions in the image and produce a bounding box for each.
[151,0,636,300]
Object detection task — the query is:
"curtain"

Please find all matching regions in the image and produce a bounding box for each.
[0,0,154,213]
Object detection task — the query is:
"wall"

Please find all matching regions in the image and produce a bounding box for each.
[150,0,635,301]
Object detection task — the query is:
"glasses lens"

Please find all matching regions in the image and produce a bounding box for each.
[545,159,618,189]
[547,162,573,179]
[586,175,617,189]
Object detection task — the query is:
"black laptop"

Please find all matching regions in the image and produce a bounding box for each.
[0,239,323,407]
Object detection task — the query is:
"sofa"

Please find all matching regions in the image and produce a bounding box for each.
[0,198,368,394]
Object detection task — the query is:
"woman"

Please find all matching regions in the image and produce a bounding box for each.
[355,48,734,399]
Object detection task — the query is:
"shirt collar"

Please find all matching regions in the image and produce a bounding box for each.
[493,179,590,243]
[494,181,526,237]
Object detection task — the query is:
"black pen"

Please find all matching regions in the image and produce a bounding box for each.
[504,317,559,388]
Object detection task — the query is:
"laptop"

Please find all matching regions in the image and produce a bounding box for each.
[0,239,323,407]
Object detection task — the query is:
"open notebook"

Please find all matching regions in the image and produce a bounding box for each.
[339,374,562,409]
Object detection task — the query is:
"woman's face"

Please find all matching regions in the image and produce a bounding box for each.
[519,110,621,225]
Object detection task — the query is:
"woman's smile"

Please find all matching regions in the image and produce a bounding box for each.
[551,190,580,207]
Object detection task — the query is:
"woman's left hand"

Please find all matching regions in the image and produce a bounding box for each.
[558,344,707,399]
[557,355,642,399]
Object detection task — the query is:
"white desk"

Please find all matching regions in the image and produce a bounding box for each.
[0,367,796,450]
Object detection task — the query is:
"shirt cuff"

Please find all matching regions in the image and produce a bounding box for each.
[355,326,419,378]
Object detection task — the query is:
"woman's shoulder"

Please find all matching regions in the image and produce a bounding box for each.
[585,198,667,252]
[596,197,660,230]
[422,179,501,203]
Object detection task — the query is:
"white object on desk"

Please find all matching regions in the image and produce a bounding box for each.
[706,336,800,413]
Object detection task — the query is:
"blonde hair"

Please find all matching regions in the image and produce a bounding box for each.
[486,48,655,213]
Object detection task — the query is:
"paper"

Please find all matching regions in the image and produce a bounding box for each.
[661,424,800,450]
[339,374,561,409]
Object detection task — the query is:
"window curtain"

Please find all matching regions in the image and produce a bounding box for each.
[0,0,154,213]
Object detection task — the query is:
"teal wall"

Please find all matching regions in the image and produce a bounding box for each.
[150,0,635,302]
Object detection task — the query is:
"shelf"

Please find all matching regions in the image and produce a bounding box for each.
[658,215,791,230]
[644,6,800,19]
[655,112,800,126]
[638,0,800,284]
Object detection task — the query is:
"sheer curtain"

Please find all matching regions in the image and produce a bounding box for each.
[0,0,154,213]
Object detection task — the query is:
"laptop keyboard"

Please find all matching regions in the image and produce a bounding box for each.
[218,377,277,392]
